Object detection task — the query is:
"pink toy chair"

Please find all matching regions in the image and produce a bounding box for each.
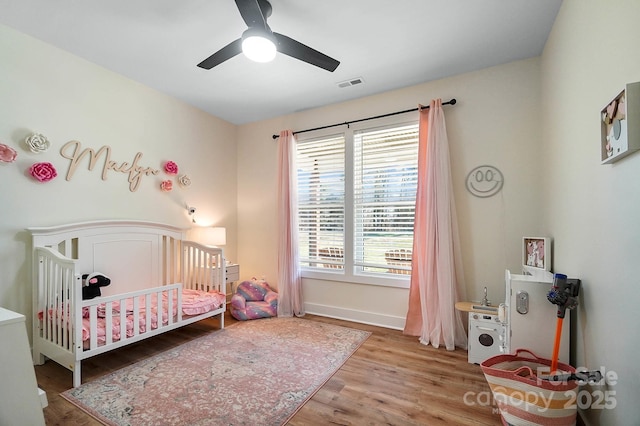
[230,279,278,320]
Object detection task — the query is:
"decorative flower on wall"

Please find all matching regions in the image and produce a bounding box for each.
[0,143,18,163]
[160,180,173,192]
[29,162,57,182]
[177,174,191,187]
[24,133,51,153]
[164,161,178,175]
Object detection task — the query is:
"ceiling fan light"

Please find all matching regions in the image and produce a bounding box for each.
[241,30,277,63]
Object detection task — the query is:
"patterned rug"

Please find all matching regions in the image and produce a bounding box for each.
[62,317,370,425]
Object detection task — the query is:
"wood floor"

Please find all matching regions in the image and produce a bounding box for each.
[35,312,502,425]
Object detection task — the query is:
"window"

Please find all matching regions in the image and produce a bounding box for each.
[296,122,419,284]
[297,134,345,269]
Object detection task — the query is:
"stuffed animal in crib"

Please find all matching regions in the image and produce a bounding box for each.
[82,272,111,300]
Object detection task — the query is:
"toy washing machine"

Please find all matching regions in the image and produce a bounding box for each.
[468,311,506,364]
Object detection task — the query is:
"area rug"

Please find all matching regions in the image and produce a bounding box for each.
[62,317,370,425]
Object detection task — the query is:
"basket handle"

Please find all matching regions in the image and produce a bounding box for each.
[512,366,536,379]
[513,348,544,361]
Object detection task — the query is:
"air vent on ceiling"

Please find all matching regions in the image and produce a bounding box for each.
[337,77,364,88]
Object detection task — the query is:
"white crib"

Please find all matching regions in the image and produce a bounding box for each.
[29,220,226,387]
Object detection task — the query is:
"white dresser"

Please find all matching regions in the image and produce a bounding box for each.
[0,307,47,426]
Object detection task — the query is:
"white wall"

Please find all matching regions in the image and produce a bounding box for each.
[541,1,640,424]
[0,25,238,335]
[237,58,544,328]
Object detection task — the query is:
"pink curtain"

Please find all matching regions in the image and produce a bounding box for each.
[403,99,467,350]
[277,130,305,317]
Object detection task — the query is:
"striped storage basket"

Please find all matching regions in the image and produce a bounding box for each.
[480,349,577,426]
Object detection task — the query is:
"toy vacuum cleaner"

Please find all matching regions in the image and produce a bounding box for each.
[546,273,580,373]
[543,274,603,384]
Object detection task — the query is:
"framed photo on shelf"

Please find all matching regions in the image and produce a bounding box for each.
[522,237,551,273]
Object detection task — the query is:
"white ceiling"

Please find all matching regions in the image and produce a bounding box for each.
[0,0,563,125]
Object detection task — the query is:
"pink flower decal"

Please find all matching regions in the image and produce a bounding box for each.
[160,180,173,192]
[0,143,18,163]
[164,161,178,175]
[29,162,57,182]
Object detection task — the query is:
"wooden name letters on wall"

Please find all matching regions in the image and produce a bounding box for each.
[60,140,159,192]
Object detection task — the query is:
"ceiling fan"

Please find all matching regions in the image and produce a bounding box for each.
[197,0,340,72]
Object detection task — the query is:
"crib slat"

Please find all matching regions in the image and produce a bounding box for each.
[104,301,113,346]
[89,305,98,350]
[133,296,140,338]
[176,287,183,322]
[53,263,61,346]
[61,270,68,349]
[63,267,70,350]
[120,301,126,344]
[145,293,151,336]
[166,288,172,326]
[44,259,52,342]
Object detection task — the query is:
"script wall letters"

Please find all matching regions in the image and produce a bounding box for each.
[60,140,160,192]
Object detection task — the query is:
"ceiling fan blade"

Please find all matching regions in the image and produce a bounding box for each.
[274,33,340,72]
[197,39,242,69]
[235,0,270,30]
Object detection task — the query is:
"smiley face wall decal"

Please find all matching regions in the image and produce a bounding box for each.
[465,165,504,198]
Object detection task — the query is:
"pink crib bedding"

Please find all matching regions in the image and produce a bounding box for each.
[81,289,225,345]
[40,288,225,348]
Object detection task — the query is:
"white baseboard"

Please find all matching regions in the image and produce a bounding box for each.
[304,302,406,330]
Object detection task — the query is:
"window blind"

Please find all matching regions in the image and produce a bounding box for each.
[296,134,346,269]
[353,123,418,274]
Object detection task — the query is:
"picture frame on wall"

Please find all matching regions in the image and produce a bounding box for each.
[601,81,640,164]
[522,237,551,274]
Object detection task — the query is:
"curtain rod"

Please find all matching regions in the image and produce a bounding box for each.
[271,98,456,139]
